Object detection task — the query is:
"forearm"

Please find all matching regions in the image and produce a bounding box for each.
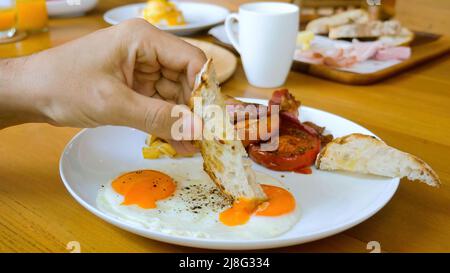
[0,56,49,129]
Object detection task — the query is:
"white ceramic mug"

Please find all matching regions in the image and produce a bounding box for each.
[224,2,299,88]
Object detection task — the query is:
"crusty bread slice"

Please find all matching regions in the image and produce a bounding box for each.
[329,20,404,40]
[306,9,369,35]
[378,27,415,47]
[315,133,440,187]
[190,59,267,201]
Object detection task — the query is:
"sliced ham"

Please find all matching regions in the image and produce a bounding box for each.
[374,46,411,61]
[350,40,384,62]
[294,40,411,68]
[323,54,357,67]
[295,48,358,68]
[294,50,324,65]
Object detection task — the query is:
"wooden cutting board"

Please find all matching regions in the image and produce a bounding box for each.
[209,27,450,85]
[183,38,237,84]
[292,32,450,85]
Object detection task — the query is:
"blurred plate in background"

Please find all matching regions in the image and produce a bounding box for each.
[46,0,98,17]
[103,2,229,36]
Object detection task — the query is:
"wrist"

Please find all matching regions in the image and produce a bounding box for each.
[0,56,50,128]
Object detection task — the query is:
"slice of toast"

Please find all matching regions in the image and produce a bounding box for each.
[306,9,369,35]
[328,20,404,40]
[315,134,440,187]
[378,27,415,47]
[190,59,267,201]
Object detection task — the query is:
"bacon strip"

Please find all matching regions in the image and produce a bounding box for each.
[269,89,301,120]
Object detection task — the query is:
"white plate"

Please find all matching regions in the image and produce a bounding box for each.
[46,0,98,17]
[59,99,399,250]
[103,2,229,36]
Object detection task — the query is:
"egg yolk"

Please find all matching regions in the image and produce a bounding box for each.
[219,184,296,226]
[219,198,260,227]
[256,185,296,216]
[112,170,176,209]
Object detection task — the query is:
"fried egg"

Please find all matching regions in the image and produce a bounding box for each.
[96,158,300,240]
[142,0,186,27]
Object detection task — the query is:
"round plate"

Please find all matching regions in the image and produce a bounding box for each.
[183,38,237,83]
[46,0,98,17]
[59,99,399,250]
[103,2,229,36]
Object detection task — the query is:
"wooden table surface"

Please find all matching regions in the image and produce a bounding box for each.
[0,1,449,253]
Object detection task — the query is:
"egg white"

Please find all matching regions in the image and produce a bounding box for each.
[96,158,301,240]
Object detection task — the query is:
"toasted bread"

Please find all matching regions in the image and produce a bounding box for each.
[306,9,369,35]
[378,27,415,46]
[315,133,440,187]
[190,59,267,201]
[329,20,404,40]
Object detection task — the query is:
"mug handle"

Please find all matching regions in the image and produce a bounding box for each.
[224,13,241,53]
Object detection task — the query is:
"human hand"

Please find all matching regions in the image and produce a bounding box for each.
[0,19,206,154]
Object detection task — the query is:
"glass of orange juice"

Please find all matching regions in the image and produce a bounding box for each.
[0,0,16,39]
[16,0,48,32]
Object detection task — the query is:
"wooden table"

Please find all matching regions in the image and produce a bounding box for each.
[0,1,449,253]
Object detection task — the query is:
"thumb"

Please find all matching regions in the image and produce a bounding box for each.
[116,86,197,141]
